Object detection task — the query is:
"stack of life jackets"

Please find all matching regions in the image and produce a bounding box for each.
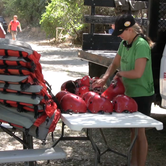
[0,38,61,140]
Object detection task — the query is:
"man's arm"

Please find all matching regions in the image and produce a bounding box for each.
[18,24,22,32]
[92,54,121,88]
[7,23,11,32]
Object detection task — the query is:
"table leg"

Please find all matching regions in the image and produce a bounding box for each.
[52,122,101,166]
[99,128,138,166]
[52,122,89,147]
[100,129,127,158]
[52,122,65,147]
[0,125,36,166]
[126,128,138,166]
[53,122,138,166]
[23,133,36,166]
[87,129,101,166]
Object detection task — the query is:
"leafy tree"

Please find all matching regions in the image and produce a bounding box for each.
[40,0,87,39]
[2,0,48,26]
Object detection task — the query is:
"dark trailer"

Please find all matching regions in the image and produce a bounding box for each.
[78,0,166,108]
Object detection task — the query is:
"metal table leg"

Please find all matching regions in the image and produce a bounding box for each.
[52,121,138,166]
[23,133,36,166]
[0,124,36,166]
[87,129,101,166]
[52,122,101,166]
[126,128,138,166]
[99,128,138,166]
[52,122,89,148]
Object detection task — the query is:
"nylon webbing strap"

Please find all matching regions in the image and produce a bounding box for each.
[18,68,23,75]
[16,61,21,66]
[21,83,31,90]
[2,82,9,93]
[34,105,39,118]
[17,102,23,112]
[3,50,8,58]
[4,65,8,73]
[3,100,10,107]
[19,51,23,58]
[2,59,7,66]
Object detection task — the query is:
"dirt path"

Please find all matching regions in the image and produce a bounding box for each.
[5,31,88,95]
[2,31,166,166]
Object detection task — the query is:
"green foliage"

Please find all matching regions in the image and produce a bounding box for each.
[40,0,86,38]
[1,0,115,41]
[2,0,48,26]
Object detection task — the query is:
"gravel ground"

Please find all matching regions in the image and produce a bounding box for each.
[1,31,166,166]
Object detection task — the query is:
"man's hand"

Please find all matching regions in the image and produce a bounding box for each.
[113,72,123,82]
[92,78,106,89]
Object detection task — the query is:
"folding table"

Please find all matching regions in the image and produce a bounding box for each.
[53,112,163,166]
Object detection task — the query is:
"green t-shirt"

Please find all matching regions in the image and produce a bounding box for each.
[117,36,154,97]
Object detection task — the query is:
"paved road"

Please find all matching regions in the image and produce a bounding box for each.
[29,43,88,96]
[5,31,88,96]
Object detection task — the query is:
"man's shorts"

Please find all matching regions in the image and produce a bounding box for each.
[11,30,17,38]
[132,95,154,116]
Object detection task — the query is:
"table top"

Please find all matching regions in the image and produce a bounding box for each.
[61,112,163,131]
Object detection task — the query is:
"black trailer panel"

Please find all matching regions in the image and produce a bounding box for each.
[82,33,121,50]
[84,0,115,7]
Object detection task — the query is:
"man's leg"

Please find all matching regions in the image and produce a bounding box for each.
[11,31,17,40]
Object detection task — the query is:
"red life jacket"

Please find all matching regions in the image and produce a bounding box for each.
[0,39,61,140]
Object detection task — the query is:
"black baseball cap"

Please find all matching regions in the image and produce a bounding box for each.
[112,14,135,36]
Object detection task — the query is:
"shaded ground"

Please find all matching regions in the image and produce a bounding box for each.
[1,28,166,166]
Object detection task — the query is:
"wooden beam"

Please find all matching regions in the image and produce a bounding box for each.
[83,15,148,26]
[84,0,148,7]
[78,50,116,67]
[84,15,116,24]
[84,0,115,7]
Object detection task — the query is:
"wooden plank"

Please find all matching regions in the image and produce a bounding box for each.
[82,33,121,50]
[78,50,116,67]
[84,15,116,24]
[83,15,148,26]
[84,0,115,7]
[84,0,148,7]
[0,147,66,163]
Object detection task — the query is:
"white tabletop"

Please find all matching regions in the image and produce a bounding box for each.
[61,112,163,131]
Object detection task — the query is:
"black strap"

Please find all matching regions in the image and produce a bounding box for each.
[2,50,9,58]
[34,105,38,118]
[19,51,23,58]
[123,34,139,49]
